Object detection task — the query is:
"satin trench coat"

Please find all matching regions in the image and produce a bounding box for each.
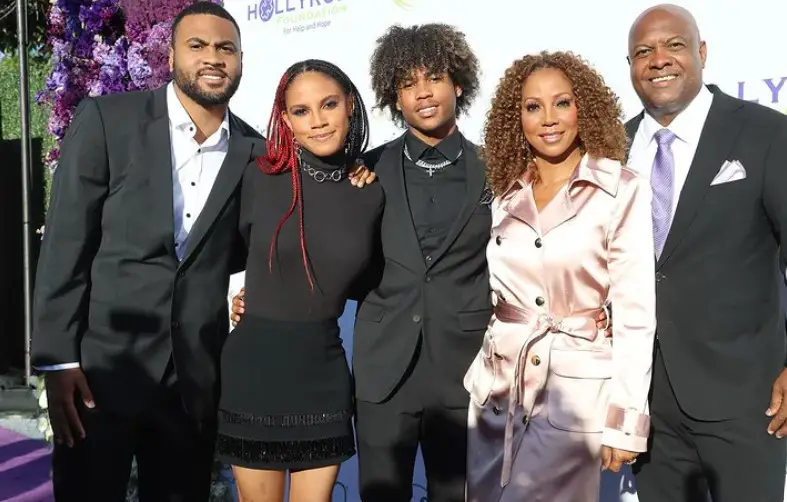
[464,155,657,502]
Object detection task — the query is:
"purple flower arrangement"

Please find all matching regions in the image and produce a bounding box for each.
[38,0,223,169]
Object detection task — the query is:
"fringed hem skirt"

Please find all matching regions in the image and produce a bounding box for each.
[216,315,355,470]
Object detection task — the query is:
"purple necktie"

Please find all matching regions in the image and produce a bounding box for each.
[651,129,677,259]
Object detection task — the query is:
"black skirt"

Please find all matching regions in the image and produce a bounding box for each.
[216,315,355,470]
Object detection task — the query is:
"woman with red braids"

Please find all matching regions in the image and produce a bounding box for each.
[215,59,383,501]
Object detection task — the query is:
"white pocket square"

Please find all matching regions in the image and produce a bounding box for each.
[710,160,747,186]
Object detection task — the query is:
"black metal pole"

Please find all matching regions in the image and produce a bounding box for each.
[16,0,33,387]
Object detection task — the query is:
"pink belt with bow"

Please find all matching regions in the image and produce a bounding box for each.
[492,299,610,487]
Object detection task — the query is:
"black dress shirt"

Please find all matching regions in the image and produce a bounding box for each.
[402,129,467,261]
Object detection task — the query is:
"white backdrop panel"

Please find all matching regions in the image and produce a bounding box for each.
[223,1,787,500]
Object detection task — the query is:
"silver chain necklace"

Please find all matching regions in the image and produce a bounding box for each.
[403,143,463,177]
[300,161,346,183]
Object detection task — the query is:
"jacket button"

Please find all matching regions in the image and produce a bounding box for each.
[535,238,542,248]
[171,321,180,329]
[531,355,541,366]
[412,315,421,323]
[424,276,431,283]
[535,297,545,306]
[522,415,529,425]
[425,255,432,262]
[495,235,502,245]
[492,406,500,415]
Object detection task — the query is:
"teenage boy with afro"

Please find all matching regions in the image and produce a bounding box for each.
[350,23,487,502]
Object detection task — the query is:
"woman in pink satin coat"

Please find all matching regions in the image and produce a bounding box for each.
[464,51,657,501]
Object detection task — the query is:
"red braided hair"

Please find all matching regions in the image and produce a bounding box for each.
[256,72,314,290]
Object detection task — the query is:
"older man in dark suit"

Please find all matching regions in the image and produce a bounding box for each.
[624,4,787,501]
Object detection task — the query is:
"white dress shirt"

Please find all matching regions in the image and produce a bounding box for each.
[39,83,231,371]
[627,84,714,215]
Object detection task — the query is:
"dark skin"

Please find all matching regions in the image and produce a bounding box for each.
[627,4,706,127]
[396,68,461,146]
[628,4,787,439]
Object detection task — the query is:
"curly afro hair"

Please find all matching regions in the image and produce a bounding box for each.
[482,51,628,196]
[369,23,480,127]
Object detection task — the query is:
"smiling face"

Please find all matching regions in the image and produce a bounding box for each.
[396,67,462,142]
[628,6,706,125]
[282,71,353,157]
[520,67,580,163]
[169,13,242,108]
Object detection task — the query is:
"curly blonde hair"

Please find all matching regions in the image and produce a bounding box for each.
[482,51,628,196]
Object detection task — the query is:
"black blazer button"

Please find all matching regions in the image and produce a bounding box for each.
[412,315,421,323]
[495,235,502,245]
[171,321,180,330]
[492,406,500,415]
[535,297,545,306]
[535,238,542,248]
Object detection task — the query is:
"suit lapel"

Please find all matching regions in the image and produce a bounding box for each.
[381,136,426,273]
[624,113,644,162]
[180,114,253,266]
[428,141,486,268]
[657,90,744,268]
[139,88,177,262]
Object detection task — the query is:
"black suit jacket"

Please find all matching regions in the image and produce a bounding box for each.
[31,86,264,420]
[624,85,787,420]
[353,134,492,407]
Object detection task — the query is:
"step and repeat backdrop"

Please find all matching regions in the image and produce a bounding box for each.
[222,0,787,500]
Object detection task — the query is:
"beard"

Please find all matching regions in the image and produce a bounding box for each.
[172,66,242,107]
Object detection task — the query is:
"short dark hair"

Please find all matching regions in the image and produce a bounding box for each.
[171,1,241,46]
[369,23,480,127]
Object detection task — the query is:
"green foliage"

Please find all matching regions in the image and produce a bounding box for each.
[0,53,54,200]
[0,1,50,55]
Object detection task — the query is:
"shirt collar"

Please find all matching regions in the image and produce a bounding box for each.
[503,153,621,199]
[404,127,463,162]
[166,82,231,139]
[639,84,713,146]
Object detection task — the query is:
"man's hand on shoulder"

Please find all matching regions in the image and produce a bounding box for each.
[766,368,787,438]
[45,368,95,447]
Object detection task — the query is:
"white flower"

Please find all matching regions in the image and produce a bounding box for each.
[38,416,53,441]
[38,388,48,409]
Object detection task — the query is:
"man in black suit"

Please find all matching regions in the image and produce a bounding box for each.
[625,5,787,501]
[351,23,489,502]
[31,3,263,500]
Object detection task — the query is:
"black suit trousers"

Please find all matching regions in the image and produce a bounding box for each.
[634,346,786,502]
[355,335,468,502]
[51,383,216,502]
